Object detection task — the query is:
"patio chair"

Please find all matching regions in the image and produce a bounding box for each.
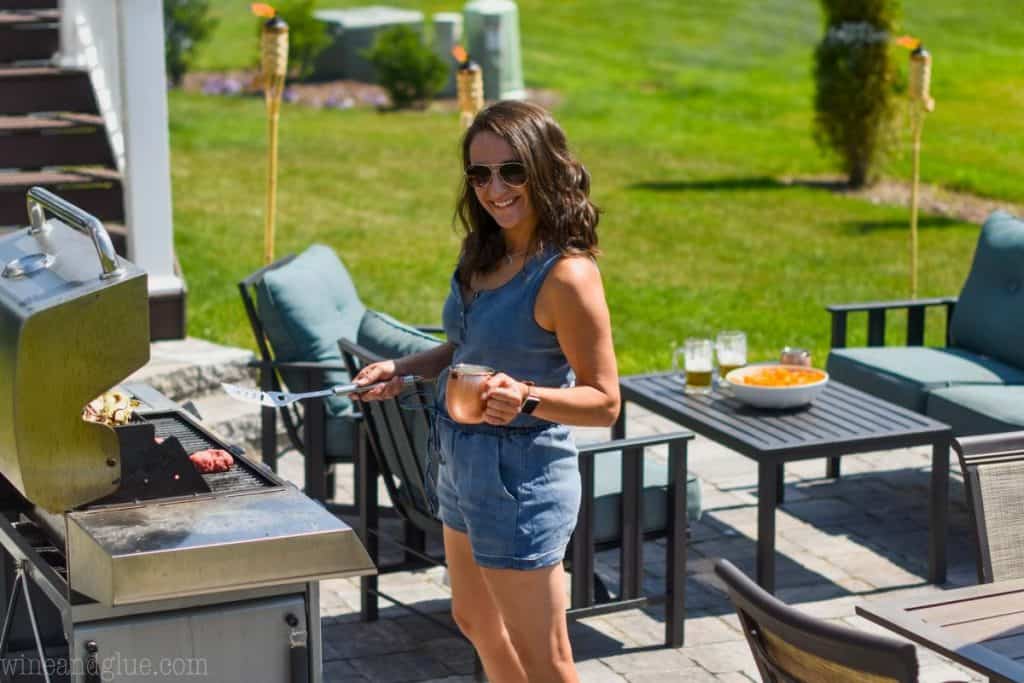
[954,431,1024,583]
[714,559,920,682]
[340,337,702,648]
[239,244,441,509]
[823,210,1024,476]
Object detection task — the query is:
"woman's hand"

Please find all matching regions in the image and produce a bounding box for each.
[351,360,404,401]
[481,373,530,425]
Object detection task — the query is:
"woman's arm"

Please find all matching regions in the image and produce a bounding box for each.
[482,256,620,427]
[353,341,456,401]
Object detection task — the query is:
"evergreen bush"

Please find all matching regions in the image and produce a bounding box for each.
[363,26,448,109]
[813,0,901,187]
[164,0,217,87]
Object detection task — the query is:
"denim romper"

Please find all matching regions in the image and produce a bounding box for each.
[433,247,581,570]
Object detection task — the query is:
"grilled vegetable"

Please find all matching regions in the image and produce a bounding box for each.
[82,390,140,426]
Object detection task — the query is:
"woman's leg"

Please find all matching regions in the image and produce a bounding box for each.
[481,562,578,683]
[444,525,527,683]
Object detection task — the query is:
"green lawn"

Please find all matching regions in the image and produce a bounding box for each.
[171,1,1024,373]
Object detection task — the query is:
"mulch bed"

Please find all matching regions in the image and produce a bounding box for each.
[180,68,562,113]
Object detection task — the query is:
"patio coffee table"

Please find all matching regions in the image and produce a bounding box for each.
[616,372,953,593]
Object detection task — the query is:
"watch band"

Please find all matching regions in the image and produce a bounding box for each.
[520,381,540,415]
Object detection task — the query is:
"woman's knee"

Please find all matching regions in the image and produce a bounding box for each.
[504,622,574,671]
[451,601,502,644]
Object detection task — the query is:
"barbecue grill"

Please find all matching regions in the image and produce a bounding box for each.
[0,188,374,681]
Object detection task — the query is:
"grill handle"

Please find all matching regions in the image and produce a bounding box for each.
[26,186,124,280]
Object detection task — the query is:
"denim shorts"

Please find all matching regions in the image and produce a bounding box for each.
[433,414,581,570]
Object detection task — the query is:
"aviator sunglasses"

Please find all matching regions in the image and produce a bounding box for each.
[465,161,528,189]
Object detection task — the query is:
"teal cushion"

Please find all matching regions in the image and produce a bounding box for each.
[326,411,359,459]
[256,245,366,418]
[950,211,1024,367]
[591,451,702,545]
[350,310,442,485]
[356,309,442,359]
[826,346,1024,412]
[927,386,1024,436]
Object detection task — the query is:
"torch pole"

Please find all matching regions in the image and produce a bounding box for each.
[909,107,923,299]
[265,95,282,266]
[261,17,289,266]
[908,46,934,300]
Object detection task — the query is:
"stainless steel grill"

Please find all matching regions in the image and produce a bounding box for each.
[0,188,375,682]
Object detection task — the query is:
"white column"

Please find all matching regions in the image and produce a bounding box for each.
[115,0,183,298]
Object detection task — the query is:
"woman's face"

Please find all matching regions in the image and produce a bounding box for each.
[467,131,536,236]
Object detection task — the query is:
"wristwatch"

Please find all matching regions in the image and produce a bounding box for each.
[520,382,541,415]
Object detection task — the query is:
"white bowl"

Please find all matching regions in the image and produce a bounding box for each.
[724,364,829,409]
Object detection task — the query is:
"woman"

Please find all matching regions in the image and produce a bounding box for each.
[353,100,619,683]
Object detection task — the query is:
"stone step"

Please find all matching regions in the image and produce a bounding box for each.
[188,390,266,454]
[125,338,284,454]
[126,337,257,403]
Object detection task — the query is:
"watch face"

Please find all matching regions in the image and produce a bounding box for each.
[521,395,541,415]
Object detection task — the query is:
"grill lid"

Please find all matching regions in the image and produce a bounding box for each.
[0,188,149,512]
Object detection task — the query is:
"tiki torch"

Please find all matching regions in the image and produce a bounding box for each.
[452,45,483,129]
[898,36,935,299]
[253,3,289,266]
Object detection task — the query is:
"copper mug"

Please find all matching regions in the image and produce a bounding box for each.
[780,347,812,367]
[445,363,496,424]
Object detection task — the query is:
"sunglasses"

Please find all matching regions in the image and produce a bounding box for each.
[465,162,528,189]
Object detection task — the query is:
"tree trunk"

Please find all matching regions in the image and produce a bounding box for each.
[848,158,869,189]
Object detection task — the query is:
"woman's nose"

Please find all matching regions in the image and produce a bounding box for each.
[486,172,509,195]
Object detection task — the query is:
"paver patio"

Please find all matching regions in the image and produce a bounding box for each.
[270,403,986,682]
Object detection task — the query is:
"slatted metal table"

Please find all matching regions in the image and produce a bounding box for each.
[857,579,1024,682]
[617,373,953,593]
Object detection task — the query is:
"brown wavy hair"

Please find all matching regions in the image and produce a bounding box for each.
[455,101,599,283]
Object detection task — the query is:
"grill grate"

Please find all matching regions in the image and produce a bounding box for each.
[145,414,271,494]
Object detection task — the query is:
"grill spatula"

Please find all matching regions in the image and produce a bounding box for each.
[222,376,421,408]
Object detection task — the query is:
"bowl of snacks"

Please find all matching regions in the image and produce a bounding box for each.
[724,364,829,409]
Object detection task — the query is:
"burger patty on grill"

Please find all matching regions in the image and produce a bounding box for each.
[189,449,234,474]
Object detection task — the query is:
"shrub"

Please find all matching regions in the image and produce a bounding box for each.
[164,0,218,87]
[813,0,901,188]
[363,26,448,109]
[274,0,330,80]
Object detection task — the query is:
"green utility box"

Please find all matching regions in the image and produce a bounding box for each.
[463,0,526,101]
[313,6,425,82]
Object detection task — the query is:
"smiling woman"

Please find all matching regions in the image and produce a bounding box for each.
[351,101,619,683]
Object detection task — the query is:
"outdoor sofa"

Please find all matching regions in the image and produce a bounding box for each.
[825,210,1024,436]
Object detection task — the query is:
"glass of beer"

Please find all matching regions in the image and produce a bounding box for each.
[716,331,747,386]
[673,338,714,395]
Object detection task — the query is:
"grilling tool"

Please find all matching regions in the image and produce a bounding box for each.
[222,375,421,408]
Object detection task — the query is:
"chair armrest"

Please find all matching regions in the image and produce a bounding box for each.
[571,431,693,611]
[825,296,958,349]
[576,431,694,457]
